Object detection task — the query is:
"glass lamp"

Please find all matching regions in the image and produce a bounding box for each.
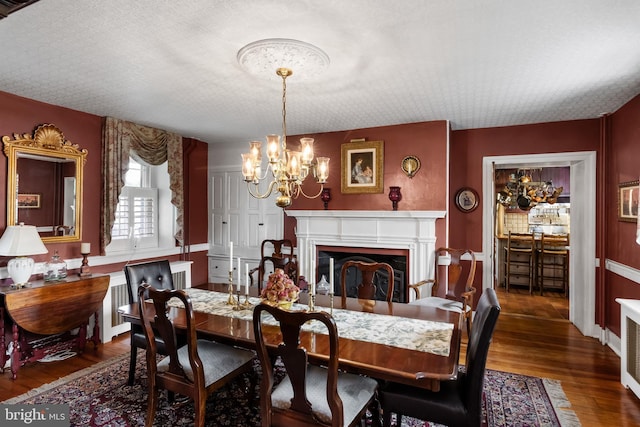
[0,223,48,288]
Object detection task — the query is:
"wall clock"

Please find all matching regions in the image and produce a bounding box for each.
[455,187,479,212]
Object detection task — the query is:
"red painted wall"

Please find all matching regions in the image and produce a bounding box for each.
[283,121,450,243]
[605,94,640,335]
[0,91,209,285]
[0,91,103,263]
[450,119,601,251]
[448,120,602,308]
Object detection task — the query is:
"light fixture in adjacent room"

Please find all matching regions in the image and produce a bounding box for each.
[238,39,330,208]
[0,223,48,288]
[497,169,563,210]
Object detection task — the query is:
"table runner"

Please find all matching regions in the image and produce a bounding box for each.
[168,288,453,357]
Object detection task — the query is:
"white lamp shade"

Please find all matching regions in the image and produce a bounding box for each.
[0,224,48,256]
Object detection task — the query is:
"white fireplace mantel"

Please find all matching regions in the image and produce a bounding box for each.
[287,210,446,289]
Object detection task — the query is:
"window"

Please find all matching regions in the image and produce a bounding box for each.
[107,157,174,253]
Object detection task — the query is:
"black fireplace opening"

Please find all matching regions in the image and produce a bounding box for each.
[317,249,407,302]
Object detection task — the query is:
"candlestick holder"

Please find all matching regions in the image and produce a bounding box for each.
[232,291,244,311]
[329,292,334,315]
[240,294,253,309]
[79,252,91,277]
[227,271,237,306]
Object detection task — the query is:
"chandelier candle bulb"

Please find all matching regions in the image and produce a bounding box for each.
[316,157,330,183]
[300,137,314,164]
[266,135,280,162]
[80,242,90,254]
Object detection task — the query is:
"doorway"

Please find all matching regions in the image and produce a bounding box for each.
[482,152,598,338]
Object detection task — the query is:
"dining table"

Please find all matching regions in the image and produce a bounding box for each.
[118,282,463,391]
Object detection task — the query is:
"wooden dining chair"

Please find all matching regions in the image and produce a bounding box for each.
[340,260,395,304]
[138,284,256,427]
[249,239,299,290]
[253,302,380,427]
[380,288,501,427]
[408,248,477,336]
[124,259,177,386]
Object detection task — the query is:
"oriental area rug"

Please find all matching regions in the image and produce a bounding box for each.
[3,352,581,427]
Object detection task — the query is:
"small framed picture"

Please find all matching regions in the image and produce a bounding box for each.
[619,181,639,222]
[17,193,41,209]
[341,140,384,194]
[455,187,479,213]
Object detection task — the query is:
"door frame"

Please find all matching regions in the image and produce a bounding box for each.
[482,151,598,337]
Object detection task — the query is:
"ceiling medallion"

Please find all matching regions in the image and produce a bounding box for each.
[237,38,330,80]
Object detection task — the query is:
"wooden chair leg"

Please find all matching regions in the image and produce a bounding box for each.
[362,396,381,427]
[127,345,137,386]
[529,254,534,295]
[194,393,207,427]
[382,409,392,427]
[540,254,545,296]
[145,386,158,427]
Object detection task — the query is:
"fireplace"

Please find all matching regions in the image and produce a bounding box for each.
[318,246,408,302]
[287,210,446,302]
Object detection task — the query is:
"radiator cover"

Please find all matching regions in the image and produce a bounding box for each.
[101,260,192,343]
[618,298,640,399]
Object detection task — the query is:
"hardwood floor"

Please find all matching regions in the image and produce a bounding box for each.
[1,288,639,426]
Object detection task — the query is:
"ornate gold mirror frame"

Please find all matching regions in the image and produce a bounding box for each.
[2,124,88,243]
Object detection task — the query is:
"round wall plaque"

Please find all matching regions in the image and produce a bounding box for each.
[455,187,479,212]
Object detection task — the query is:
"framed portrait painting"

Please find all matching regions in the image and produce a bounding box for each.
[341,140,384,194]
[619,180,639,222]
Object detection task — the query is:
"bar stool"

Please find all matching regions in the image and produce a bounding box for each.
[538,233,569,296]
[504,232,535,294]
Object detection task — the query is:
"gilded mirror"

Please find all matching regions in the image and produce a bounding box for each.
[2,124,87,243]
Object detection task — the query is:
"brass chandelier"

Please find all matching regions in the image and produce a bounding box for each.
[240,66,329,208]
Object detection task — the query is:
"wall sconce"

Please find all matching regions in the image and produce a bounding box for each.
[320,188,332,210]
[388,186,402,211]
[401,155,420,178]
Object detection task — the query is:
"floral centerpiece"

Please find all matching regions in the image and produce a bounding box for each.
[260,268,300,308]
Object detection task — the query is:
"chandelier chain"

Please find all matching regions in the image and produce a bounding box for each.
[281,73,287,150]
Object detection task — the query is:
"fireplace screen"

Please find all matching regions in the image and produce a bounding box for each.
[317,249,407,302]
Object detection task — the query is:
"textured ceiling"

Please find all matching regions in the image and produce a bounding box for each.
[1,0,639,145]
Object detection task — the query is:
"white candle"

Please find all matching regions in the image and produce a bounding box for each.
[237,257,242,292]
[80,242,90,254]
[329,257,334,294]
[229,241,233,271]
[309,247,315,295]
[309,245,314,283]
[245,263,250,295]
